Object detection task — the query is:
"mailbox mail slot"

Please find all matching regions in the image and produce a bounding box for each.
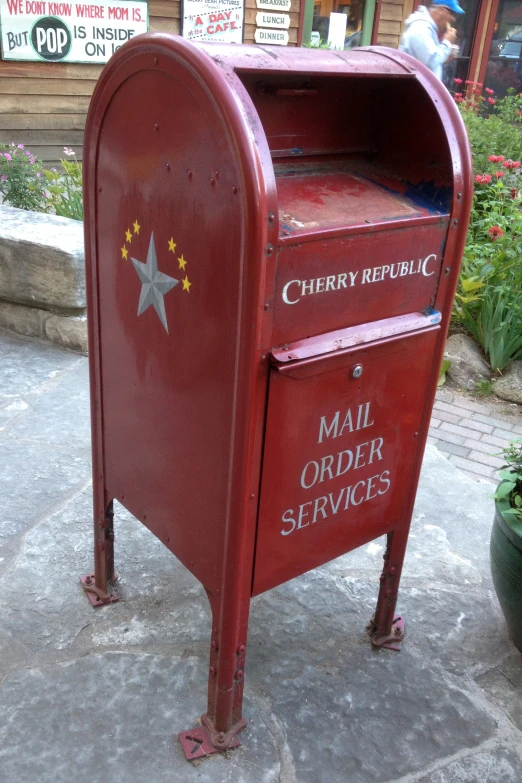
[82,36,472,761]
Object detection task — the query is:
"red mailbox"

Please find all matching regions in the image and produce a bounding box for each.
[82,36,472,760]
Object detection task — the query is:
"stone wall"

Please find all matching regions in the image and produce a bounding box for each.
[0,205,87,353]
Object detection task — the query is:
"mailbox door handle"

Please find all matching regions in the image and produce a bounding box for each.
[270,311,441,380]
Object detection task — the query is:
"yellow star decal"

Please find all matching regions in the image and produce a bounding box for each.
[121,245,128,260]
[168,238,176,253]
[178,255,187,271]
[125,229,132,243]
[182,276,191,292]
[133,219,140,235]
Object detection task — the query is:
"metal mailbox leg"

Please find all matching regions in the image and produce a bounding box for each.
[368,530,406,651]
[80,498,119,606]
[179,590,249,761]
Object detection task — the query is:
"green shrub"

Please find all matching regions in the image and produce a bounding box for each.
[0,143,50,212]
[452,82,522,373]
[43,148,83,221]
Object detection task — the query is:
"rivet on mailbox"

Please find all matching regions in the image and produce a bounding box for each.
[81,35,473,761]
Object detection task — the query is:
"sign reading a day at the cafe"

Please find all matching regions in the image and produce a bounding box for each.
[182,0,244,43]
[0,0,148,63]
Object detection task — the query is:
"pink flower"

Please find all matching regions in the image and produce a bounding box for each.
[4,153,11,161]
[29,158,34,163]
[488,97,496,104]
[0,175,6,181]
[488,225,504,240]
[37,172,41,178]
[494,171,505,178]
[17,143,24,149]
[475,173,492,184]
[485,87,494,95]
[489,155,504,162]
[454,77,463,84]
[454,93,464,102]
[502,159,521,169]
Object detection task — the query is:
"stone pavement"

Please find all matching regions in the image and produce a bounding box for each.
[0,327,522,783]
[431,388,522,483]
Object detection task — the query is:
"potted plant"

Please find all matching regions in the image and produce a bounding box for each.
[491,438,522,652]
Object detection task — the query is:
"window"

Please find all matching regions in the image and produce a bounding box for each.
[311,0,366,48]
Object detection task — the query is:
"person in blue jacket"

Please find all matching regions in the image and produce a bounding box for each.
[399,0,464,80]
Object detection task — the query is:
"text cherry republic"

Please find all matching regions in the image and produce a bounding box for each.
[281,254,437,305]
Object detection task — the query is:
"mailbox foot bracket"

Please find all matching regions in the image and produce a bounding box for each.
[368,614,404,652]
[80,574,119,607]
[179,714,246,761]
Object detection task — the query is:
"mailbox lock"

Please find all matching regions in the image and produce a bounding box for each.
[352,364,363,379]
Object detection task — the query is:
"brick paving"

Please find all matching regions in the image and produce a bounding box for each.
[429,388,522,482]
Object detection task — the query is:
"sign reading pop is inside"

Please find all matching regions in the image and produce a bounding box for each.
[0,0,148,62]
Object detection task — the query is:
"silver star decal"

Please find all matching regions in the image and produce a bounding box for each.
[131,232,178,333]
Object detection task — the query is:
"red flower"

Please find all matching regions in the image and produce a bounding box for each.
[502,159,521,169]
[488,225,504,240]
[465,80,474,85]
[488,97,496,104]
[454,93,464,102]
[454,77,463,84]
[475,174,492,184]
[476,83,483,88]
[494,170,505,178]
[489,154,502,162]
[485,87,494,95]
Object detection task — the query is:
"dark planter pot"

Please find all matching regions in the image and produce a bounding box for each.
[490,492,522,653]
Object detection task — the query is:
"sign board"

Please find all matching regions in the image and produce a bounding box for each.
[327,11,347,50]
[255,0,291,11]
[254,27,288,44]
[255,11,289,28]
[182,0,244,43]
[0,0,148,62]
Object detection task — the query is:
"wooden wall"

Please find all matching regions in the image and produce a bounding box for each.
[376,0,413,48]
[0,0,301,165]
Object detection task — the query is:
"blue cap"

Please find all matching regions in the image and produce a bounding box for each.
[432,0,465,13]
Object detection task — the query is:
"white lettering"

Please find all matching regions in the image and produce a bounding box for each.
[422,253,436,277]
[301,279,314,296]
[318,412,339,443]
[282,279,300,305]
[281,509,296,536]
[312,495,328,522]
[325,275,336,291]
[351,480,366,506]
[379,470,391,494]
[369,437,383,463]
[319,454,334,483]
[297,502,312,528]
[301,460,319,489]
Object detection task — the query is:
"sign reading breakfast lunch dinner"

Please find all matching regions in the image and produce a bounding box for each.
[182,0,244,43]
[0,0,148,62]
[255,0,290,45]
